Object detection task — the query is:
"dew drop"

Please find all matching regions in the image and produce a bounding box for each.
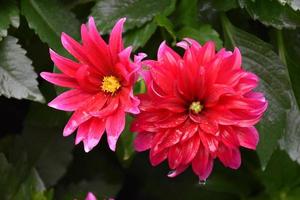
[198,179,206,186]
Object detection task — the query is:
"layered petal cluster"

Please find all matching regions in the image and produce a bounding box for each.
[132,39,268,180]
[41,17,143,152]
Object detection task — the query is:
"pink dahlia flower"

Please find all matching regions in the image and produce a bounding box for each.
[41,17,144,152]
[131,39,268,181]
[85,192,97,200]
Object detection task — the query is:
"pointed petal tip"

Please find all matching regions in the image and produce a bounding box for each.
[107,134,118,151]
[84,145,92,153]
[108,142,116,151]
[47,101,57,109]
[63,125,75,137]
[40,72,50,80]
[119,17,126,23]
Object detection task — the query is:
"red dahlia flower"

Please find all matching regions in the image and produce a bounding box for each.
[131,39,268,181]
[41,17,144,152]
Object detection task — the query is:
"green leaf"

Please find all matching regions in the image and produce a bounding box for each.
[258,150,300,199]
[22,103,73,187]
[56,149,124,200]
[91,0,176,34]
[155,15,177,42]
[116,116,136,168]
[0,36,44,102]
[0,152,48,200]
[277,30,300,107]
[277,0,300,11]
[239,0,300,29]
[21,0,80,54]
[221,15,294,169]
[124,20,157,51]
[12,169,46,200]
[0,0,19,41]
[174,0,199,27]
[279,99,300,164]
[275,30,300,164]
[177,25,223,49]
[210,0,238,11]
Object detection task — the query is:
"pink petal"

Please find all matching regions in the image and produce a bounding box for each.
[156,114,187,128]
[48,89,91,111]
[150,148,168,166]
[217,144,241,169]
[197,41,215,65]
[158,41,181,61]
[180,121,198,142]
[224,47,242,71]
[236,126,259,150]
[168,145,183,169]
[63,109,92,136]
[80,24,110,75]
[192,147,214,181]
[75,120,91,145]
[87,17,112,67]
[181,136,200,165]
[85,192,97,200]
[90,97,119,117]
[87,17,108,51]
[49,49,80,77]
[75,65,99,92]
[40,72,78,88]
[158,129,184,150]
[134,132,153,152]
[167,164,189,178]
[83,118,106,152]
[105,109,126,151]
[61,32,92,65]
[109,18,126,61]
[220,126,239,149]
[199,132,219,153]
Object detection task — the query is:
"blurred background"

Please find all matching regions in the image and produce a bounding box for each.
[1,0,300,199]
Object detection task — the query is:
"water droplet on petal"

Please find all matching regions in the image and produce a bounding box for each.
[198,179,206,186]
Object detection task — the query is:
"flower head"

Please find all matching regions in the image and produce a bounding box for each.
[132,39,268,181]
[41,17,144,152]
[85,192,97,200]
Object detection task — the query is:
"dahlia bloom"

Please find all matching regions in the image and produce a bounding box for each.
[131,39,268,181]
[41,17,143,152]
[85,192,114,200]
[85,192,97,200]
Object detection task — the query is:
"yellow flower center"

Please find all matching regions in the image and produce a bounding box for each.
[101,76,121,93]
[189,101,203,114]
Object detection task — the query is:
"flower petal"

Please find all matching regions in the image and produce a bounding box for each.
[48,89,91,111]
[217,144,241,169]
[192,146,214,181]
[83,117,106,152]
[64,109,92,136]
[236,126,259,150]
[106,109,126,151]
[134,132,153,152]
[49,49,80,77]
[109,18,126,61]
[168,145,183,169]
[85,192,97,200]
[40,72,78,88]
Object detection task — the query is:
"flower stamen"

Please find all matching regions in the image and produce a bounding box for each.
[189,101,203,114]
[101,76,121,93]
